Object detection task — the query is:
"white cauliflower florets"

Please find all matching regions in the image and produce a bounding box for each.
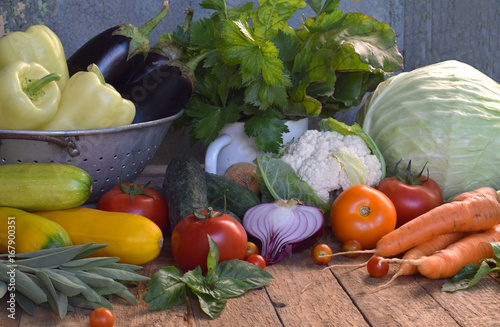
[281,130,382,202]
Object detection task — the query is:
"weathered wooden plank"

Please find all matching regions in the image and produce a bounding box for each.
[264,234,370,327]
[417,275,500,327]
[329,252,460,326]
[403,0,499,81]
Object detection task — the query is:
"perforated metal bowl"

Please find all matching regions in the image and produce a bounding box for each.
[0,110,183,203]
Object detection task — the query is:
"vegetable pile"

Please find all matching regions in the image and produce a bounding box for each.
[0,1,192,131]
[357,60,500,200]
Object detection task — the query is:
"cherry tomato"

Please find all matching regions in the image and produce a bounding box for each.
[330,185,397,250]
[311,243,332,265]
[376,161,443,228]
[244,241,259,260]
[366,256,389,278]
[341,240,362,258]
[97,181,168,232]
[171,210,247,274]
[89,307,114,327]
[246,254,266,269]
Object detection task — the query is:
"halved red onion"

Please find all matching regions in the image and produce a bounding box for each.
[243,199,324,265]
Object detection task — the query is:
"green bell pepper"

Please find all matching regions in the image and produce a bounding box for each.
[0,61,61,130]
[0,25,69,90]
[43,64,136,130]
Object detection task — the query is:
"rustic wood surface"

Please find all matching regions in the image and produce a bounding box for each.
[1,165,500,327]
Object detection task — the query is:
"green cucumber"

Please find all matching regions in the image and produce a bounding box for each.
[205,172,260,218]
[163,155,208,231]
[0,163,92,211]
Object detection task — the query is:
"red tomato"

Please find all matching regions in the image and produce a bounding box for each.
[341,240,362,258]
[311,243,332,265]
[366,256,389,278]
[171,210,247,273]
[330,185,397,250]
[89,307,114,327]
[376,161,443,228]
[97,181,168,232]
[246,254,266,269]
[244,241,259,260]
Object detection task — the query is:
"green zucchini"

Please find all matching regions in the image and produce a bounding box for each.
[163,155,208,231]
[205,172,260,218]
[0,163,92,211]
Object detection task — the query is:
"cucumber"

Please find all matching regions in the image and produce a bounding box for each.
[205,172,260,218]
[0,163,92,211]
[163,155,208,231]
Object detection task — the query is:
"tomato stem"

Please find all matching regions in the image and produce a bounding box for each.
[394,159,429,185]
[118,177,158,205]
[359,205,371,217]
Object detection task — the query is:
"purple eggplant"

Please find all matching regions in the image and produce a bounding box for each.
[118,40,195,123]
[66,1,170,89]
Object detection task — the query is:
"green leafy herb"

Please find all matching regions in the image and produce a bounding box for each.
[164,0,403,152]
[0,243,148,318]
[254,154,330,211]
[143,235,274,319]
[441,242,500,292]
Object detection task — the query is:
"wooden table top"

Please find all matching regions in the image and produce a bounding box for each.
[2,165,500,327]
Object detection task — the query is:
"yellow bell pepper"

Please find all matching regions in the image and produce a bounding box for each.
[43,64,136,130]
[0,25,69,90]
[0,61,61,130]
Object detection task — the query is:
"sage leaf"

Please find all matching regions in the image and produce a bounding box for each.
[143,266,186,311]
[14,244,94,268]
[53,269,102,303]
[74,271,115,288]
[40,268,86,297]
[68,294,113,311]
[72,243,109,260]
[114,289,138,304]
[15,291,36,316]
[87,267,150,282]
[102,262,144,272]
[36,270,68,318]
[93,281,128,296]
[0,265,47,304]
[60,257,120,271]
[0,280,6,298]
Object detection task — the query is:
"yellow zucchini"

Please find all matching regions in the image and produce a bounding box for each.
[33,208,163,265]
[0,163,92,211]
[0,207,72,253]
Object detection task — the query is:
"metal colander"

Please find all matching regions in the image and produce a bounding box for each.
[0,110,183,203]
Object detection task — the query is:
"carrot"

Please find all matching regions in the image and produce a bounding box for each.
[374,187,500,257]
[398,224,500,279]
[374,232,465,290]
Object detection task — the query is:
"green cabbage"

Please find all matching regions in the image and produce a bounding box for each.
[356,60,500,200]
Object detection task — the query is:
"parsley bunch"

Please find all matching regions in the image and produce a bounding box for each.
[165,0,403,153]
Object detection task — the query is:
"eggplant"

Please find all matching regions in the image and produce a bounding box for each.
[118,41,195,123]
[66,1,170,89]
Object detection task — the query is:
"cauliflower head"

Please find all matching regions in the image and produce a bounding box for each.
[280,129,382,202]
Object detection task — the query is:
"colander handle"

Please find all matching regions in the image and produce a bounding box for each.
[0,133,80,157]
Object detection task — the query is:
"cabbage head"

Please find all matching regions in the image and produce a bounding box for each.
[356,60,500,200]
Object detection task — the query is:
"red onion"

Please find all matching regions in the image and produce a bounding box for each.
[243,199,324,265]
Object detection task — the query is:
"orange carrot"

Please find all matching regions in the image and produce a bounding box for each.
[375,232,465,290]
[374,187,500,257]
[398,224,500,279]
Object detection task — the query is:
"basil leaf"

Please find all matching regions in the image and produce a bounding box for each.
[142,266,186,311]
[217,259,274,291]
[441,262,496,292]
[189,289,227,319]
[206,236,219,274]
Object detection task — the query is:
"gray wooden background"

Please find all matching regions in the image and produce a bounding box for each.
[1,0,498,164]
